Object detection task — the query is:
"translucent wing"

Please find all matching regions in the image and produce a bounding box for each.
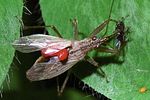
[26,56,79,81]
[12,34,71,53]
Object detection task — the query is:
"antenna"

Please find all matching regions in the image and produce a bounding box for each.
[104,0,115,36]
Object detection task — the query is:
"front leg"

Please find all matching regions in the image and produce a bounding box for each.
[89,19,110,37]
[96,46,119,55]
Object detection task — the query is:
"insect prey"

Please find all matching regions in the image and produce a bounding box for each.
[109,15,129,51]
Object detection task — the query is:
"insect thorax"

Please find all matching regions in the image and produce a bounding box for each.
[77,38,101,53]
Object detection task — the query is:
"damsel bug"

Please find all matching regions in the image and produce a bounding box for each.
[12,19,118,95]
[12,0,127,95]
[13,19,117,81]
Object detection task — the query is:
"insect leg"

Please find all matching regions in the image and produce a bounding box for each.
[89,17,124,38]
[85,56,109,82]
[89,19,110,37]
[70,18,79,40]
[71,19,78,40]
[15,16,25,37]
[89,0,116,38]
[96,46,118,54]
[58,70,71,96]
[56,77,60,93]
[98,30,127,56]
[47,25,63,38]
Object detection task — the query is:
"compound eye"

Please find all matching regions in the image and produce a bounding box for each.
[92,36,97,41]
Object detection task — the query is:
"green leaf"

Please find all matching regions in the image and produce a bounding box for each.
[40,0,150,99]
[0,0,22,87]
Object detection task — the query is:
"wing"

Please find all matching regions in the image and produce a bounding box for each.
[26,56,78,81]
[12,34,71,53]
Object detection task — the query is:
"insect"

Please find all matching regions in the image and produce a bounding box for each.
[13,19,117,80]
[101,16,129,56]
[12,18,118,93]
[103,16,129,61]
[112,17,129,51]
[13,0,126,95]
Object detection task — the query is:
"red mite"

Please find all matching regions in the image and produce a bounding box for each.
[41,48,69,61]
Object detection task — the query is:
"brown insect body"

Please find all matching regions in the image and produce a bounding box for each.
[26,34,115,81]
